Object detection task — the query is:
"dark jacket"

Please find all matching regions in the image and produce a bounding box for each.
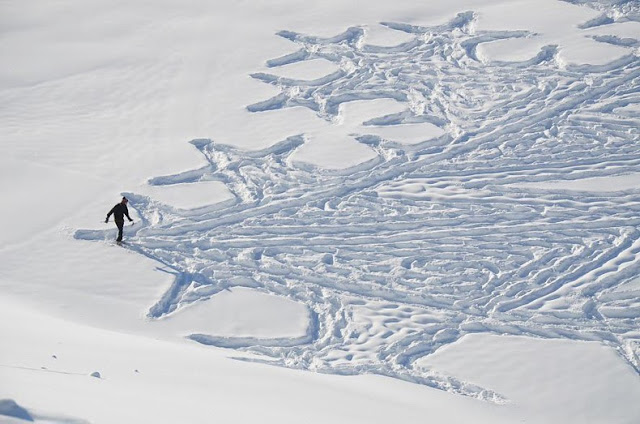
[107,203,132,223]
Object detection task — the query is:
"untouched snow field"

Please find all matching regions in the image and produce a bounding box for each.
[2,0,640,422]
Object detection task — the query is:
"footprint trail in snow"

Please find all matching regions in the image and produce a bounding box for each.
[76,9,640,402]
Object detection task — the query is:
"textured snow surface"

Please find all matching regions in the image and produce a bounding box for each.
[1,297,518,423]
[76,0,640,405]
[420,334,640,423]
[2,0,640,422]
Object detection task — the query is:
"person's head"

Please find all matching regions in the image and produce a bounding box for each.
[121,196,128,204]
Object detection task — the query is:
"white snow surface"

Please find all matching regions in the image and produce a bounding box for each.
[514,173,640,192]
[2,0,640,422]
[419,334,640,423]
[138,180,234,211]
[261,58,341,81]
[149,287,311,339]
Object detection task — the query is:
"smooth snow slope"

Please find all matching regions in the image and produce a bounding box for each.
[1,0,640,423]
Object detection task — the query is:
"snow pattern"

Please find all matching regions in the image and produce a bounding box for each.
[76,9,640,402]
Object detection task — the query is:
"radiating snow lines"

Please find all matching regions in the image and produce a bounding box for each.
[76,9,640,401]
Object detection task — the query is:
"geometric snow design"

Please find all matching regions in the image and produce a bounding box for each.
[77,10,640,402]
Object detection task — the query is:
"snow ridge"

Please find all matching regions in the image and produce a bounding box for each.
[76,10,640,400]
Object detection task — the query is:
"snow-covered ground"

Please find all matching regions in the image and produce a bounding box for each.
[2,0,640,422]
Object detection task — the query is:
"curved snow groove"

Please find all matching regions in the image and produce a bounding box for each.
[75,8,640,399]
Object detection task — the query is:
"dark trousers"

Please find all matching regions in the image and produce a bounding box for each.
[115,219,124,242]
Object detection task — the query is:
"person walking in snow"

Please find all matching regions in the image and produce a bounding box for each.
[105,196,134,242]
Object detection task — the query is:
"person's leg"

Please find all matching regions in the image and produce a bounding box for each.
[116,220,124,242]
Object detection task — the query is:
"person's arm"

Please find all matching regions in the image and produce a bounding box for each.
[124,205,133,222]
[105,206,115,223]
